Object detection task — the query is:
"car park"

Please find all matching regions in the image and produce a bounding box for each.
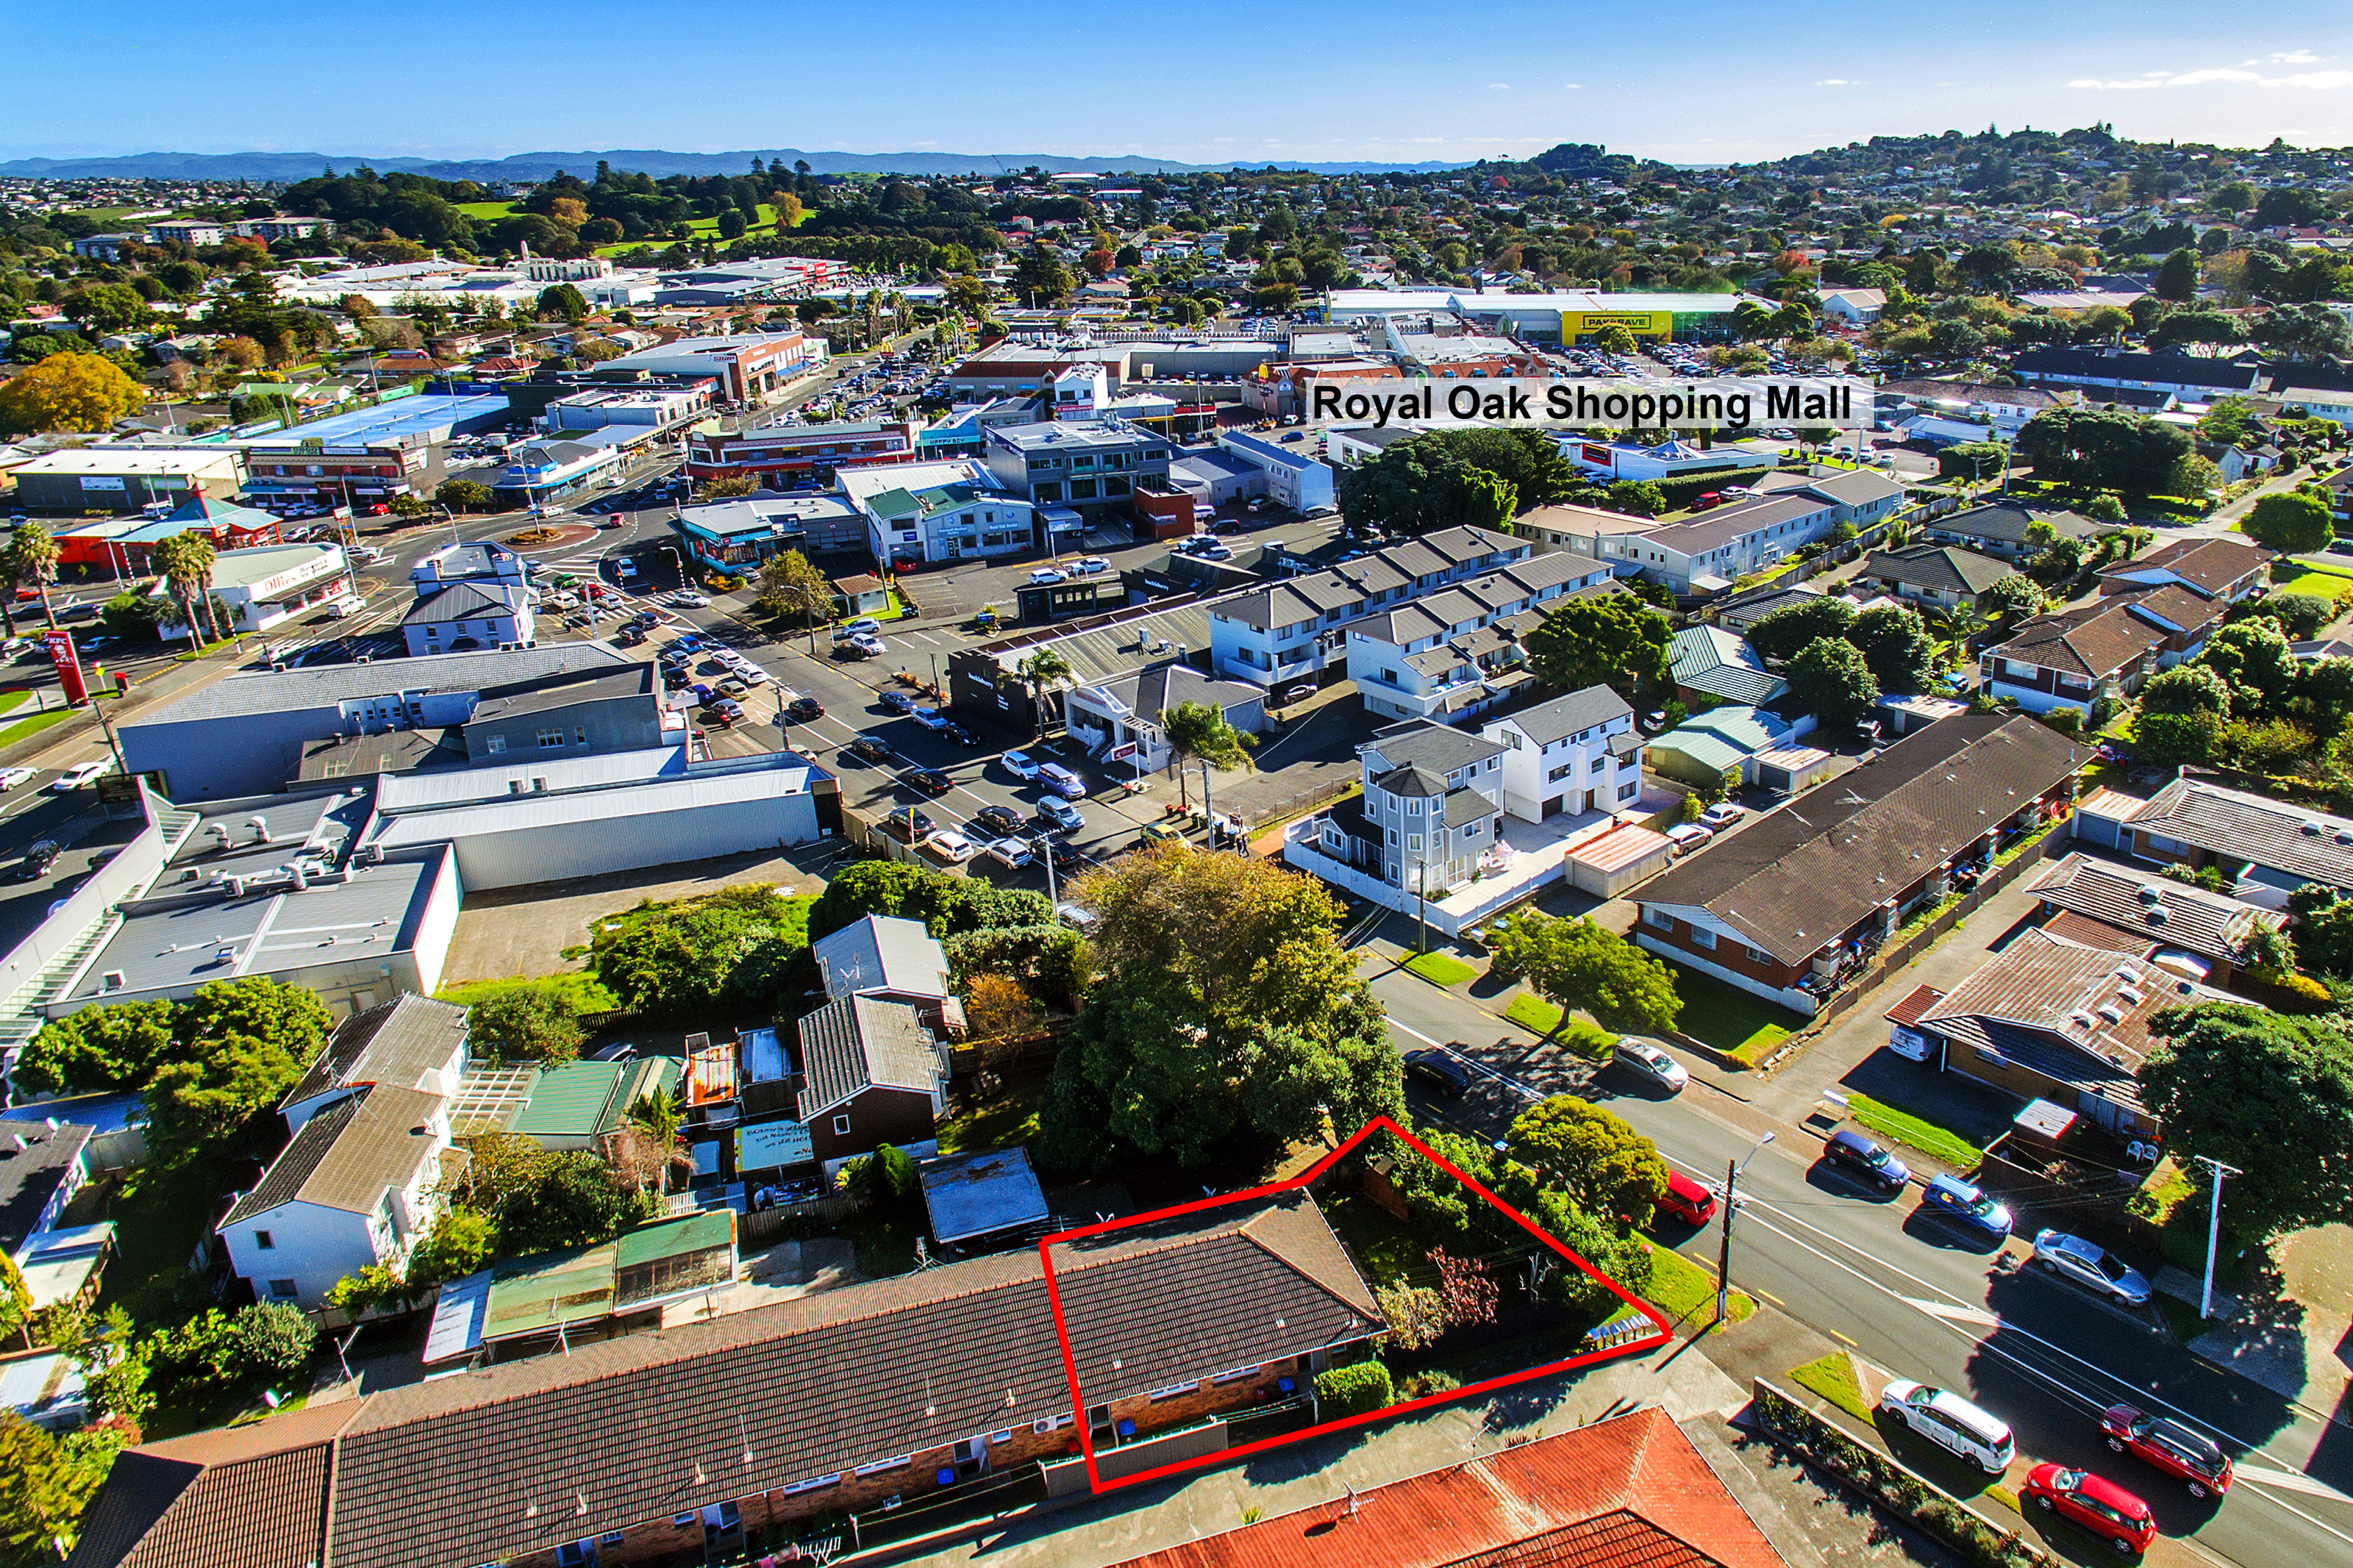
[1036,797,1085,833]
[2032,1230,2152,1305]
[1654,1171,1718,1226]
[1402,1048,1471,1098]
[1613,1038,1688,1092]
[1820,1130,1910,1192]
[1918,1174,2013,1243]
[2021,1465,2155,1555]
[2100,1404,2232,1497]
[985,837,1034,869]
[1877,1381,2015,1475]
[1000,750,1041,781]
[924,829,978,863]
[907,767,954,795]
[51,761,112,791]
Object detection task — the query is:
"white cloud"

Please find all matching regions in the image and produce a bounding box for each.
[2271,49,2324,64]
[1488,82,1510,90]
[1562,83,1584,90]
[1815,78,1860,87]
[2072,62,2353,89]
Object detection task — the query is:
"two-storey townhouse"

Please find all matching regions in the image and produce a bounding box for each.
[1602,495,1837,594]
[1924,501,2107,563]
[2094,536,2274,604]
[1978,585,2224,717]
[1750,467,1908,529]
[1343,558,1618,720]
[1480,686,1642,821]
[1295,721,1508,910]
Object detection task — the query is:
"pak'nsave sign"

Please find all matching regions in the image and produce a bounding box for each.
[1307,376,1868,430]
[1561,309,1674,338]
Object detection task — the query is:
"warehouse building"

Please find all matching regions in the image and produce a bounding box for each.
[7,447,247,515]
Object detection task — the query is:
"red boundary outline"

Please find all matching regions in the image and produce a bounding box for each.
[1035,1114,1675,1496]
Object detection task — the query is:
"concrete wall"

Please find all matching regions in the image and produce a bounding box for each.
[121,706,346,800]
[465,693,663,763]
[435,791,822,890]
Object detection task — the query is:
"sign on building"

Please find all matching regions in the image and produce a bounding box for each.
[736,1119,815,1172]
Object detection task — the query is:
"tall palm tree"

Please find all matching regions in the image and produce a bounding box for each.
[1163,700,1255,811]
[154,531,219,646]
[7,523,60,631]
[1011,648,1074,739]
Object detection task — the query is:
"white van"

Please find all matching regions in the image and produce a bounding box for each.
[324,594,364,620]
[1877,1381,2015,1474]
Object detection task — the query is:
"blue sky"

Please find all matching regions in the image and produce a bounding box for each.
[9,1,2351,165]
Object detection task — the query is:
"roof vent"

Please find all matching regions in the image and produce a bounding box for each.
[2138,885,2164,905]
[2146,906,2168,925]
[2113,964,2142,984]
[2302,821,2323,836]
[2117,985,2146,1006]
[2096,1003,2125,1024]
[100,971,125,992]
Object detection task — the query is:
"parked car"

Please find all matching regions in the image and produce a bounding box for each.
[845,735,891,762]
[2032,1230,2152,1306]
[1918,1174,2013,1244]
[1074,556,1110,574]
[2021,1465,2156,1556]
[1000,750,1042,781]
[1045,837,1085,870]
[663,668,691,691]
[972,805,1026,838]
[924,829,978,863]
[50,760,112,791]
[1654,1170,1718,1226]
[1697,802,1746,831]
[1036,797,1085,833]
[881,806,935,842]
[1821,1130,1911,1192]
[1665,823,1715,855]
[846,633,887,658]
[907,767,954,795]
[1402,1048,1471,1098]
[716,677,749,699]
[985,837,1034,869]
[1138,820,1187,847]
[1036,762,1087,798]
[939,720,979,748]
[1028,566,1068,585]
[1613,1038,1688,1093]
[704,698,746,726]
[910,706,949,731]
[2100,1404,2233,1497]
[876,690,915,715]
[1877,1381,2015,1475]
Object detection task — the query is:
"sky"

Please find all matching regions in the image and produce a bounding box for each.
[7,0,2352,165]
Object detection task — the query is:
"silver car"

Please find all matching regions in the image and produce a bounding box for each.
[1613,1038,1689,1093]
[2031,1229,2152,1306]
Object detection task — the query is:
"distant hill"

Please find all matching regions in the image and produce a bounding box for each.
[0,147,1479,182]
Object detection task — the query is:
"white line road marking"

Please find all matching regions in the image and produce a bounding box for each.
[2236,1464,2353,1506]
[1902,1297,2000,1328]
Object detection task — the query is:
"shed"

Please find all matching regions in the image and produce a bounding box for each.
[1565,823,1677,897]
[1753,745,1837,795]
[920,1148,1051,1246]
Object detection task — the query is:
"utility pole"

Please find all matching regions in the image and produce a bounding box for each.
[2194,1155,2242,1321]
[1716,1132,1775,1327]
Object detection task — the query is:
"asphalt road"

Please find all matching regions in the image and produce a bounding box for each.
[1367,964,2353,1568]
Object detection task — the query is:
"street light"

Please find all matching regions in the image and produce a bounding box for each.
[1715,1131,1775,1328]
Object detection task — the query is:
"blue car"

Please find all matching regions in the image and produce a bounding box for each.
[690,683,716,706]
[1918,1174,2013,1243]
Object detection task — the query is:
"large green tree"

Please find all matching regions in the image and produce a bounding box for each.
[2240,492,2332,555]
[2139,1006,2353,1239]
[1788,636,1881,728]
[2013,408,2192,495]
[588,884,812,1017]
[1745,595,1857,664]
[1848,604,1936,695]
[1521,594,1671,705]
[1485,912,1681,1037]
[1506,1096,1670,1231]
[1335,428,1572,537]
[1038,845,1402,1172]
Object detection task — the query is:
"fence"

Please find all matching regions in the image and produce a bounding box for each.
[739,1190,868,1249]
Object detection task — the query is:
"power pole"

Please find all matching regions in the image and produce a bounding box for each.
[2193,1155,2242,1321]
[1716,1132,1775,1327]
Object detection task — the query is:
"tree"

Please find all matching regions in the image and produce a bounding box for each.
[1746,595,1857,664]
[229,1300,317,1383]
[1163,698,1254,809]
[2241,493,2333,555]
[2139,1005,2353,1238]
[1788,636,1879,729]
[1593,323,1638,354]
[2132,711,2218,768]
[2252,302,2353,363]
[1938,442,2007,482]
[1336,429,1571,537]
[1038,847,1402,1173]
[1849,604,1935,695]
[1374,1281,1446,1350]
[1314,1361,1393,1417]
[1507,1095,1670,1231]
[493,1151,657,1255]
[464,981,585,1064]
[1013,245,1074,306]
[753,548,832,627]
[2082,492,2130,524]
[2288,887,2353,981]
[534,283,588,323]
[2248,591,2334,642]
[2195,620,2296,715]
[435,478,493,511]
[0,351,146,434]
[2140,664,2231,719]
[1607,479,1667,516]
[154,530,221,643]
[2014,408,2192,495]
[0,1412,115,1562]
[1981,573,2043,620]
[588,884,811,1016]
[141,980,334,1169]
[404,1207,497,1291]
[2154,248,2201,303]
[15,999,177,1096]
[1485,913,1681,1038]
[1522,594,1671,705]
[1011,648,1075,740]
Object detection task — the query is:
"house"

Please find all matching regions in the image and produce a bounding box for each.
[681,412,921,488]
[1065,662,1267,774]
[1479,685,1641,821]
[1925,501,2104,563]
[795,994,948,1162]
[1668,625,1786,708]
[1340,554,1615,720]
[920,1147,1050,1247]
[1713,584,1828,634]
[2096,536,2273,604]
[1107,1407,1786,1568]
[1,1117,97,1306]
[1888,928,2218,1136]
[402,581,534,656]
[1603,494,1838,595]
[1860,544,2015,615]
[1634,715,2084,1012]
[1749,467,1909,529]
[2023,851,2286,989]
[2200,442,2280,484]
[1644,705,1806,791]
[838,459,1040,567]
[1287,720,1508,922]
[812,914,963,1037]
[478,1056,685,1152]
[68,1191,1381,1568]
[1819,287,1887,326]
[1979,586,2225,716]
[2072,773,2353,901]
[1878,379,2074,437]
[279,993,469,1131]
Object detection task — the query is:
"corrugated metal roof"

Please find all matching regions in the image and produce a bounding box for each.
[132,643,632,723]
[372,759,816,847]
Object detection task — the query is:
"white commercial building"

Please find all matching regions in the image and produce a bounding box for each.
[151,543,351,637]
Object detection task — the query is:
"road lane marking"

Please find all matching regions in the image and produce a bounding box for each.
[2235,1464,2353,1506]
[1829,1328,1856,1347]
[1903,1297,1999,1328]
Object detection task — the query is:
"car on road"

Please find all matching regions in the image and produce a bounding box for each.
[985,837,1034,869]
[2021,1465,2155,1556]
[1654,1170,1718,1226]
[2032,1230,2152,1306]
[937,719,979,747]
[971,804,1026,837]
[671,590,710,608]
[910,707,949,731]
[2100,1404,2232,1497]
[0,767,36,792]
[50,761,112,792]
[1820,1130,1910,1192]
[1877,1381,2015,1475]
[844,634,887,659]
[1000,750,1041,781]
[907,767,954,795]
[595,518,624,529]
[16,842,61,881]
[1402,1048,1471,1098]
[1665,823,1715,855]
[845,735,891,762]
[1918,1174,2013,1243]
[1138,820,1186,847]
[876,690,915,715]
[881,806,935,842]
[1036,797,1085,833]
[733,665,770,687]
[924,829,978,863]
[1035,762,1086,799]
[1697,802,1746,831]
[1613,1038,1688,1093]
[783,695,824,723]
[703,698,746,726]
[2331,540,2353,557]
[1027,567,1068,585]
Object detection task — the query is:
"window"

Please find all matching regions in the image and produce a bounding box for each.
[854,1455,912,1476]
[1068,478,1099,500]
[1618,779,1638,801]
[254,1230,274,1251]
[1407,797,1424,815]
[1500,730,1521,750]
[779,1474,841,1497]
[1646,907,1673,930]
[599,1534,625,1548]
[485,734,506,754]
[1149,1380,1201,1400]
[1548,762,1575,783]
[537,727,565,748]
[1463,821,1482,838]
[575,727,587,745]
[1033,482,1062,503]
[1744,945,1770,964]
[1211,1365,1260,1384]
[832,1114,851,1136]
[1690,927,1717,951]
[268,1279,298,1300]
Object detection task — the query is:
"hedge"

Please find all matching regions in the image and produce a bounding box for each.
[1314,1361,1394,1418]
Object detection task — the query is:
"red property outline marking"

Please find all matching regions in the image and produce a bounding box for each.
[1035,1114,1674,1496]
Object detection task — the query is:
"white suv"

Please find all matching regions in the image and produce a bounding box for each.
[1877,1381,2015,1474]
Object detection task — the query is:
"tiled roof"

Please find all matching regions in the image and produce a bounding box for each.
[281,992,466,1112]
[1863,544,2013,597]
[795,994,943,1120]
[1637,715,2086,964]
[66,1401,354,1568]
[2024,851,2281,964]
[2096,537,2273,600]
[1928,502,2100,547]
[1885,983,1944,1028]
[2124,773,2353,890]
[1488,684,1632,748]
[1990,598,2168,679]
[1105,1406,1782,1568]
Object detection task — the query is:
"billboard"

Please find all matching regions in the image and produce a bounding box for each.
[735,1119,815,1172]
[1562,309,1674,340]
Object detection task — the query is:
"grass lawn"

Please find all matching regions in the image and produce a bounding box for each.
[2274,568,2353,601]
[935,1073,1048,1156]
[1789,1350,1874,1422]
[0,707,71,748]
[1847,1091,1984,1168]
[1671,968,1799,1064]
[1323,1192,1421,1286]
[435,969,620,1012]
[454,200,517,220]
[1403,950,1477,987]
[1642,1241,1754,1328]
[148,1382,310,1442]
[96,1160,225,1328]
[0,690,28,717]
[1504,992,1565,1036]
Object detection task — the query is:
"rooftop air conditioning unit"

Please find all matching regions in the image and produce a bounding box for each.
[213,945,236,965]
[532,778,549,792]
[2138,885,2164,905]
[224,876,245,898]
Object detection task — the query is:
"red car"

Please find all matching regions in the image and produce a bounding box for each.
[2101,1404,2232,1497]
[2021,1464,2155,1555]
[1654,1170,1718,1227]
